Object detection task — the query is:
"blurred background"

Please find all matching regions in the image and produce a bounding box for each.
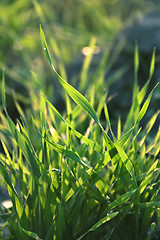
[0,0,160,124]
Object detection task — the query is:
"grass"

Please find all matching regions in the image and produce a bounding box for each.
[0,24,160,240]
[0,0,156,95]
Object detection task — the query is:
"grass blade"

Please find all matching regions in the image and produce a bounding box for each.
[0,160,19,200]
[40,25,114,152]
[104,189,137,214]
[149,47,156,79]
[40,25,99,124]
[138,160,158,194]
[134,40,139,84]
[19,223,42,240]
[42,94,102,153]
[40,27,136,181]
[6,114,41,178]
[77,212,119,240]
[1,71,42,178]
[42,137,90,168]
[80,37,96,91]
[112,135,136,181]
[1,70,6,111]
[136,83,159,124]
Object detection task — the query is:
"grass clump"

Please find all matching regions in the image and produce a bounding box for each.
[0,27,160,240]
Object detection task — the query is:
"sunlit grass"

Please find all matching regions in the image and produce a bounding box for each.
[0,25,159,240]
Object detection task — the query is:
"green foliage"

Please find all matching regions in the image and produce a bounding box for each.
[0,26,160,240]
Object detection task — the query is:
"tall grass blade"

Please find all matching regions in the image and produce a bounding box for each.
[104,189,137,214]
[40,27,139,182]
[40,25,114,150]
[0,159,28,229]
[137,48,155,106]
[136,83,159,124]
[140,111,159,146]
[55,71,99,123]
[41,94,102,153]
[78,189,136,239]
[138,160,158,194]
[42,137,90,168]
[77,212,119,240]
[134,41,139,81]
[112,135,136,181]
[1,139,12,163]
[119,126,135,146]
[1,70,6,111]
[0,160,19,200]
[1,71,42,178]
[7,114,41,178]
[40,25,53,68]
[149,47,156,79]
[80,37,96,91]
[134,41,139,103]
[19,223,42,240]
[117,117,121,140]
[104,103,111,131]
[40,25,99,123]
[135,202,160,209]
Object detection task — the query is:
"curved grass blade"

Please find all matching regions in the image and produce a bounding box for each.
[40,25,99,124]
[40,25,53,68]
[41,94,102,153]
[137,79,150,105]
[136,83,159,124]
[80,37,96,91]
[65,168,93,202]
[138,159,158,194]
[1,72,41,178]
[134,40,139,87]
[33,116,91,169]
[77,211,119,240]
[0,160,19,200]
[103,189,137,216]
[40,26,138,181]
[140,111,159,146]
[149,47,156,79]
[40,25,115,152]
[135,202,160,209]
[6,114,41,178]
[137,48,155,105]
[19,222,42,240]
[44,137,90,168]
[39,168,60,185]
[32,115,90,167]
[0,161,28,227]
[112,135,136,181]
[1,70,6,111]
[119,126,135,146]
[56,71,99,123]
[104,102,136,180]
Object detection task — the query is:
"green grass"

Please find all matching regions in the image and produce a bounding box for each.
[0,25,160,240]
[0,0,156,98]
